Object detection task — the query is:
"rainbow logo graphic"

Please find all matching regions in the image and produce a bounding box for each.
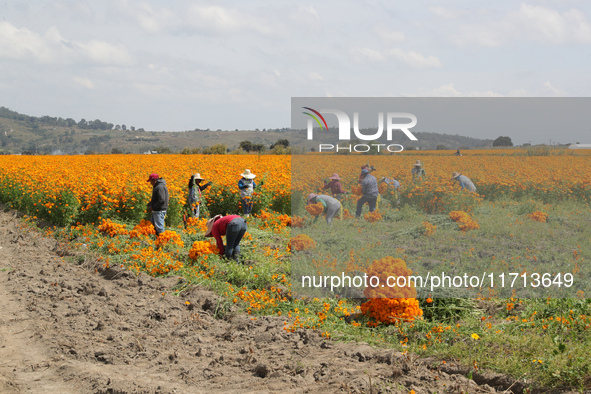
[302,107,328,131]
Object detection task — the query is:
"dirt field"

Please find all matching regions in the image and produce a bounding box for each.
[0,209,566,393]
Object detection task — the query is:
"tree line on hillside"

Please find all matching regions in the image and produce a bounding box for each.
[0,106,142,132]
[178,139,291,155]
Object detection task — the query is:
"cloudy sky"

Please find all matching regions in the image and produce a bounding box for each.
[1,1,590,142]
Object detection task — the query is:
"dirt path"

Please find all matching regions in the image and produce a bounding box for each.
[0,209,547,393]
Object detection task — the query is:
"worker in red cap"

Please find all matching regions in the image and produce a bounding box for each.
[146,173,169,236]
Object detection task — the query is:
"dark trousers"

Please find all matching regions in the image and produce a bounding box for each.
[356,195,377,217]
[241,198,253,215]
[225,218,247,258]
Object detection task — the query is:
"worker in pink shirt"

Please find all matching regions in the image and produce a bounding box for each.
[205,214,247,260]
[323,173,346,200]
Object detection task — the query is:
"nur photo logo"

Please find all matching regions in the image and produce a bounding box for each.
[301,106,418,153]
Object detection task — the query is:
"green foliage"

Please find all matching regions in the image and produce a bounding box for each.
[164,196,184,227]
[493,136,513,147]
[202,144,227,154]
[399,185,481,214]
[526,146,550,156]
[239,140,253,152]
[180,147,202,154]
[203,185,241,216]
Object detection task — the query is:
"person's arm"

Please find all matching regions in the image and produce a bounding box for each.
[212,223,225,255]
[238,179,246,189]
[335,181,345,194]
[316,197,327,209]
[147,191,154,210]
[323,181,331,190]
[199,182,212,191]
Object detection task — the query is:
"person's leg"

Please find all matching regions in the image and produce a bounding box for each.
[152,210,166,235]
[241,198,247,215]
[356,196,368,217]
[326,204,340,225]
[225,220,241,258]
[232,219,247,258]
[368,197,377,212]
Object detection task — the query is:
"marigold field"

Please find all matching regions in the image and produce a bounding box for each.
[2,149,591,389]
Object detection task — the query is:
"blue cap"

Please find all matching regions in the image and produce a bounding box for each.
[361,169,369,175]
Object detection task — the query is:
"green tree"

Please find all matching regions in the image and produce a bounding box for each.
[239,140,253,152]
[203,144,227,154]
[153,146,172,154]
[252,143,266,153]
[493,136,513,147]
[270,139,290,149]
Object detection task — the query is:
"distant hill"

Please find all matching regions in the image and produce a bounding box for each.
[0,106,491,154]
[289,128,492,151]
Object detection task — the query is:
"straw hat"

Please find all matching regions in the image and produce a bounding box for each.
[193,173,205,180]
[451,172,461,179]
[241,169,256,179]
[329,173,341,180]
[414,160,422,167]
[307,193,317,204]
[204,214,223,237]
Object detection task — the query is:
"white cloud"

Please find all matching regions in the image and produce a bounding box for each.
[73,76,94,89]
[513,5,591,43]
[76,40,132,66]
[373,26,405,43]
[0,22,55,62]
[121,2,277,36]
[187,4,275,35]
[308,72,324,81]
[0,22,133,66]
[351,46,441,68]
[288,5,321,30]
[429,6,460,20]
[351,47,386,62]
[132,2,175,33]
[407,82,568,97]
[540,81,567,96]
[386,48,442,69]
[454,4,591,47]
[405,83,504,97]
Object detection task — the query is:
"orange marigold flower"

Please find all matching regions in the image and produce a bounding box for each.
[528,210,549,223]
[98,218,128,237]
[422,221,437,237]
[449,210,479,231]
[155,230,184,249]
[188,240,220,259]
[290,234,316,251]
[364,210,382,222]
[360,257,423,324]
[305,202,324,216]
